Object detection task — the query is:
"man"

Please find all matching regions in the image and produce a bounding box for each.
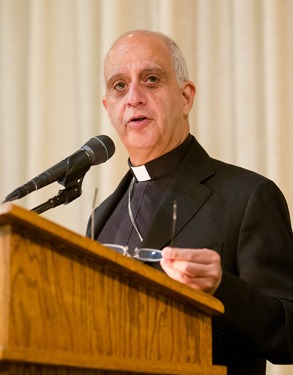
[87,30,293,374]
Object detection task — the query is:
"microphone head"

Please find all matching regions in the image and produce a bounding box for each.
[83,135,115,165]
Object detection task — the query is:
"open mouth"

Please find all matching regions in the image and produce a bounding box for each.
[131,116,147,122]
[127,115,151,128]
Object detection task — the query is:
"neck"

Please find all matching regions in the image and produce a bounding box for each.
[129,141,188,167]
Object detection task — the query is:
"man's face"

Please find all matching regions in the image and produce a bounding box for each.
[103,33,195,165]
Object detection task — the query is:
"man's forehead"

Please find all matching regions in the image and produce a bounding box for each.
[104,36,173,78]
[104,63,168,84]
[106,33,170,63]
[112,32,167,51]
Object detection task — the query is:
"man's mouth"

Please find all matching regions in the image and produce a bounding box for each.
[127,116,150,128]
[129,116,148,123]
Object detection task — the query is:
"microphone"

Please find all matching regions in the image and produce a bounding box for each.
[3,135,115,203]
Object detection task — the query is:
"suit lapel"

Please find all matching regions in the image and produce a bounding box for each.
[142,138,216,249]
[91,172,132,238]
[142,175,213,249]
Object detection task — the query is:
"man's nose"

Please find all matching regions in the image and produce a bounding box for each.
[126,82,146,107]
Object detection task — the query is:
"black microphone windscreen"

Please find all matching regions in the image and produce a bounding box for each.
[83,135,115,165]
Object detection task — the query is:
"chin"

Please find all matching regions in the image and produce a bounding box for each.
[127,134,155,148]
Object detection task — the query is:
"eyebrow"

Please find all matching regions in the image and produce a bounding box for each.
[105,65,168,86]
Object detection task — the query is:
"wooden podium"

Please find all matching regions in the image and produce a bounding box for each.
[0,203,226,375]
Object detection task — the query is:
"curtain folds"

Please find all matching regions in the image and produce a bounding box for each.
[0,2,292,372]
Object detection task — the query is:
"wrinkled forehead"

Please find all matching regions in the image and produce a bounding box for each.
[104,33,174,77]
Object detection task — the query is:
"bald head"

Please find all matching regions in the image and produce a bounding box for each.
[104,30,189,86]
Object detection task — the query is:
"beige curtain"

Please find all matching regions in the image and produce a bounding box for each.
[0,1,292,373]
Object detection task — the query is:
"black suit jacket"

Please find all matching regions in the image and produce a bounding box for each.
[88,136,293,374]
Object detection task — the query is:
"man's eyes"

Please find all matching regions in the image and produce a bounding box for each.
[112,75,160,91]
[145,75,160,85]
[113,81,126,91]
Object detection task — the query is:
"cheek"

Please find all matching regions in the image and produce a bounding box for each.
[153,96,170,120]
[106,101,123,124]
[158,97,181,125]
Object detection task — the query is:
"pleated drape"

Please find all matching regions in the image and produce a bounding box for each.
[0,2,292,372]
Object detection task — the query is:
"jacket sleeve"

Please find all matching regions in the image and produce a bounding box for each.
[213,178,293,363]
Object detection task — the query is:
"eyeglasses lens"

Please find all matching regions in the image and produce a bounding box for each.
[135,248,162,261]
[103,244,128,255]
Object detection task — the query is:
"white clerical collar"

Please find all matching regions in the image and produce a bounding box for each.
[130,165,151,181]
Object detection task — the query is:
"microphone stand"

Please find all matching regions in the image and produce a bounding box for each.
[31,159,89,215]
[31,185,82,214]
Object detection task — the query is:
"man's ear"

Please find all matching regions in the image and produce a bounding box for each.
[182,81,196,115]
[102,96,108,110]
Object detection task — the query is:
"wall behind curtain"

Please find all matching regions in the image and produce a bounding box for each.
[0,1,292,373]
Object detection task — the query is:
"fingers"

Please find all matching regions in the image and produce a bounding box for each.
[160,247,222,295]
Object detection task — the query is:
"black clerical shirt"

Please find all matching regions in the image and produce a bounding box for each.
[97,134,193,255]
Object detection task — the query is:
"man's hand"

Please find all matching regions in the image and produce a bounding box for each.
[160,247,222,295]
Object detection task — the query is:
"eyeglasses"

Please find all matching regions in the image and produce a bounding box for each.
[103,200,177,262]
[103,243,162,262]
